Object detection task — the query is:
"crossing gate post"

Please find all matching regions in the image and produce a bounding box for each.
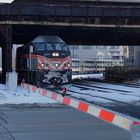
[131,124,140,140]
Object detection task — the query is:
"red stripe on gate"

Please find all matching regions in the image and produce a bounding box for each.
[51,93,57,100]
[42,90,47,96]
[133,122,140,125]
[99,110,115,123]
[63,97,70,105]
[32,86,36,92]
[78,102,89,112]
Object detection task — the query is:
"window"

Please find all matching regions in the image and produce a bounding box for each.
[54,43,62,51]
[46,43,53,51]
[62,44,69,51]
[35,43,46,51]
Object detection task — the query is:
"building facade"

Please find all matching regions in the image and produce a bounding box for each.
[124,46,140,67]
[69,45,124,73]
[69,45,124,60]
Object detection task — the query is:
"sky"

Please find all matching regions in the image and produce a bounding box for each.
[0,0,14,3]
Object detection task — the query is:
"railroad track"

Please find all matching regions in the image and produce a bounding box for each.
[81,78,140,88]
[67,89,134,106]
[63,88,140,119]
[72,84,140,98]
[72,79,140,97]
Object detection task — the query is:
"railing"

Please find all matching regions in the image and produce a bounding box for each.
[0,4,140,17]
[0,4,140,27]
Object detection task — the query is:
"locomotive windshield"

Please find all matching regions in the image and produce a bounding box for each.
[34,42,70,58]
[46,43,69,52]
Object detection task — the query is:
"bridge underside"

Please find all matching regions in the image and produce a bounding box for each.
[12,24,140,45]
[11,0,140,6]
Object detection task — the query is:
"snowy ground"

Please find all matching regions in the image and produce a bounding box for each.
[0,84,56,104]
[69,81,140,105]
[0,73,139,106]
[0,74,103,105]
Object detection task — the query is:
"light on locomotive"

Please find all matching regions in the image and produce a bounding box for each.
[41,63,45,67]
[55,63,59,67]
[56,53,59,56]
[52,52,59,57]
[67,63,71,67]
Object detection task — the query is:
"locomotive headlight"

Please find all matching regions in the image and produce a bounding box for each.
[52,52,59,57]
[67,63,71,67]
[41,63,45,67]
[56,53,59,56]
[55,63,59,67]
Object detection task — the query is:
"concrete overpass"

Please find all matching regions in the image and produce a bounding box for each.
[0,3,140,45]
[0,1,140,82]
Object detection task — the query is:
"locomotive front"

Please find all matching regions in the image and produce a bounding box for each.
[17,36,72,95]
[33,36,72,88]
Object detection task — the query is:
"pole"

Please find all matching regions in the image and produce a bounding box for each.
[28,46,32,94]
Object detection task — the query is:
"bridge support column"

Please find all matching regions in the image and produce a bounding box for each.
[131,124,140,140]
[0,25,12,83]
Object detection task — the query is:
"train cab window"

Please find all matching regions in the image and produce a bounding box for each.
[35,43,46,52]
[46,43,53,51]
[62,44,69,51]
[54,43,62,51]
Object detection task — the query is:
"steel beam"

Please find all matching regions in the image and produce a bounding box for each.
[0,25,12,83]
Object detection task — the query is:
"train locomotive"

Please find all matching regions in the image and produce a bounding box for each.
[16,35,72,95]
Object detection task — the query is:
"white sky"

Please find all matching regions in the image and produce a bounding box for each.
[0,0,14,3]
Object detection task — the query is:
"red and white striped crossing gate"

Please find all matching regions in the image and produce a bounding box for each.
[21,83,140,140]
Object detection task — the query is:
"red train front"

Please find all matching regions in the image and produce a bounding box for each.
[16,36,72,94]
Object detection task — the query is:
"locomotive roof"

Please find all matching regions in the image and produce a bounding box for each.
[31,36,65,43]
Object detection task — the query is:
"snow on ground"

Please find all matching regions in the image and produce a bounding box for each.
[0,73,103,105]
[69,85,140,104]
[84,81,140,96]
[0,84,57,104]
[72,73,103,80]
[0,73,139,105]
